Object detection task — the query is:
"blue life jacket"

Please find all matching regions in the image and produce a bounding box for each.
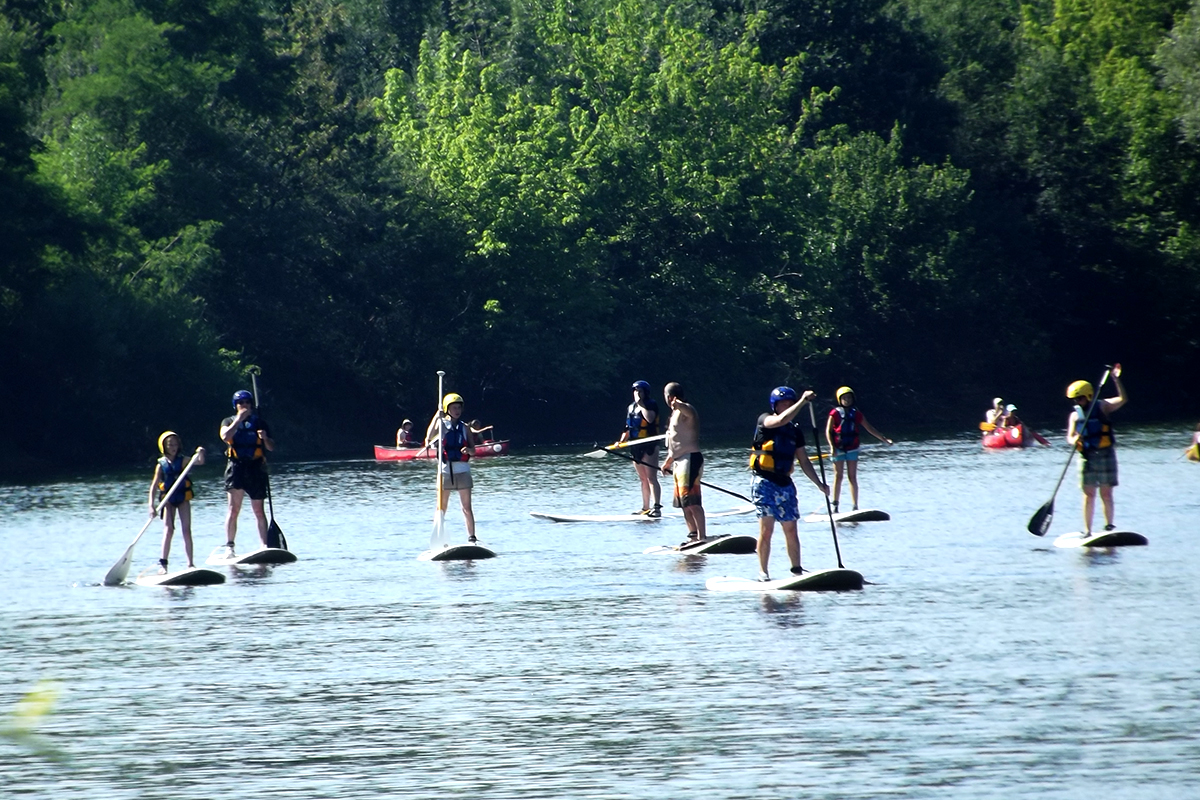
[626,400,659,439]
[1074,405,1114,454]
[227,414,266,462]
[440,419,470,463]
[157,454,194,505]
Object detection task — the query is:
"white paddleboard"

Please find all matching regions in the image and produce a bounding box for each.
[205,547,298,566]
[803,508,890,524]
[1053,530,1148,549]
[135,567,226,587]
[418,543,497,561]
[530,504,754,523]
[644,534,758,555]
[707,568,864,592]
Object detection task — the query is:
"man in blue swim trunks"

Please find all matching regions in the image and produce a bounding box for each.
[750,386,829,581]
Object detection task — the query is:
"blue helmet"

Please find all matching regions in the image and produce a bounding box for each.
[770,386,798,411]
[632,380,651,394]
[232,390,254,408]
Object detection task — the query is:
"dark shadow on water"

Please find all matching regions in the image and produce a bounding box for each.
[228,565,275,583]
[758,593,805,627]
[671,555,708,574]
[439,561,481,581]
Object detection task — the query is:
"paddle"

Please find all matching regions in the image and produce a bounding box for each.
[809,403,846,568]
[981,418,1051,445]
[430,370,447,551]
[1026,367,1111,536]
[250,368,287,550]
[583,433,668,458]
[103,447,204,586]
[598,443,752,503]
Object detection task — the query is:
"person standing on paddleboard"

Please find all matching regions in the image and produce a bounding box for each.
[617,380,662,517]
[750,387,829,582]
[825,386,892,513]
[1066,364,1126,534]
[219,390,275,557]
[661,382,706,543]
[425,393,479,542]
[148,432,205,574]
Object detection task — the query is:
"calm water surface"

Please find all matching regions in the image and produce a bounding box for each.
[2,426,1199,799]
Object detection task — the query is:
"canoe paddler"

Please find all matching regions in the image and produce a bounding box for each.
[396,419,420,447]
[1066,363,1126,534]
[661,382,705,544]
[425,393,479,542]
[617,380,662,517]
[986,397,1009,427]
[749,387,829,582]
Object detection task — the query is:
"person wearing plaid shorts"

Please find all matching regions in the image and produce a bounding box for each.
[1066,364,1127,534]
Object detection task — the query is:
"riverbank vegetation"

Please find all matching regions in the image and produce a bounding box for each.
[3,0,1199,474]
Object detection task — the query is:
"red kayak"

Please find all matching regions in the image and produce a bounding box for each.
[374,440,511,461]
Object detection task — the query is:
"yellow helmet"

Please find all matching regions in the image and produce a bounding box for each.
[442,393,465,411]
[157,431,179,454]
[836,386,855,402]
[1066,380,1093,401]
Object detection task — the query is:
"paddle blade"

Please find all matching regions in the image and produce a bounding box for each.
[266,520,284,549]
[979,421,996,431]
[430,510,446,550]
[102,548,134,586]
[1027,500,1054,536]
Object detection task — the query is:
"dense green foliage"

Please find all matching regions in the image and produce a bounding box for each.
[3,0,1200,474]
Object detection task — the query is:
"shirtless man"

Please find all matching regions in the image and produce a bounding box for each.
[660,382,706,543]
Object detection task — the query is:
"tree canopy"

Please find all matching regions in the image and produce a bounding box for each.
[3,0,1200,475]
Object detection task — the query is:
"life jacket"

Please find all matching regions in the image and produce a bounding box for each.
[227,415,266,462]
[626,400,659,439]
[749,415,801,485]
[1074,404,1114,455]
[157,454,194,505]
[830,406,861,452]
[439,419,471,463]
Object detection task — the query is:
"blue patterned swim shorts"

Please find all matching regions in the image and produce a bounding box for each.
[750,475,799,522]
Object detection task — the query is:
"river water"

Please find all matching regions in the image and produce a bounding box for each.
[2,425,1199,799]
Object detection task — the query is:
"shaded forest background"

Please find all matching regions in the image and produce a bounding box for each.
[3,0,1200,476]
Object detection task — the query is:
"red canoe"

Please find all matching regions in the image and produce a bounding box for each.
[982,424,1027,449]
[374,440,511,461]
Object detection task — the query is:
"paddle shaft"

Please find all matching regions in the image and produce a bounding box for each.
[104,447,204,585]
[585,433,668,458]
[250,368,286,549]
[1027,368,1111,536]
[809,403,845,568]
[600,442,752,503]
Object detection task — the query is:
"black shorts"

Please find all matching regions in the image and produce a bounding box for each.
[225,460,268,500]
[628,441,659,462]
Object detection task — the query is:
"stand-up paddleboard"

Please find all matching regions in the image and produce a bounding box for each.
[803,508,890,524]
[707,569,864,592]
[1053,530,1148,548]
[644,534,757,555]
[134,566,225,587]
[418,542,497,561]
[531,504,755,523]
[205,546,298,566]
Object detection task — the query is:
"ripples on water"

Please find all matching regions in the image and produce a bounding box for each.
[3,426,1200,798]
